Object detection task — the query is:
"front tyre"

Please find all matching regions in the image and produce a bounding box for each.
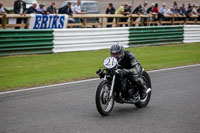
[135,71,152,108]
[95,80,115,116]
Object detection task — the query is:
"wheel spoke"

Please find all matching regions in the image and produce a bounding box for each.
[100,84,113,112]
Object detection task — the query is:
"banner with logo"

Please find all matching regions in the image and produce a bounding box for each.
[29,14,68,29]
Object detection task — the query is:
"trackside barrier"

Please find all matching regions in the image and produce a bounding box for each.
[53,28,129,53]
[129,26,184,47]
[0,30,54,56]
[0,25,200,56]
[184,25,200,43]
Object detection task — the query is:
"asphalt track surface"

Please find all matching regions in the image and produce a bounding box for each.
[0,65,200,133]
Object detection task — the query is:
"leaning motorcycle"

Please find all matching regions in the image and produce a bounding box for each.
[95,57,152,116]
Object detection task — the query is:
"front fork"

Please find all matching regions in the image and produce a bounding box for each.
[103,74,116,100]
[109,75,116,99]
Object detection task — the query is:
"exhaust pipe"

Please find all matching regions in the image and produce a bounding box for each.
[146,88,152,94]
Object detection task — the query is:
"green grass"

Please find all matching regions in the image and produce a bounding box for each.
[0,43,200,91]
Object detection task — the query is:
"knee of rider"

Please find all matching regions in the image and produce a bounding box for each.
[129,75,138,82]
[137,78,144,85]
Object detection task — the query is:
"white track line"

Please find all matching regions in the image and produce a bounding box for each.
[0,64,200,95]
[148,64,200,73]
[0,78,99,95]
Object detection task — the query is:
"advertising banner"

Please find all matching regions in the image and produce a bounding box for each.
[29,14,68,29]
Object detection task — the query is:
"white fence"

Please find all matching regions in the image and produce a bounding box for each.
[53,27,129,53]
[184,25,200,43]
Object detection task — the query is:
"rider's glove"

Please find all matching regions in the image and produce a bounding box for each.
[117,69,129,77]
[96,69,104,78]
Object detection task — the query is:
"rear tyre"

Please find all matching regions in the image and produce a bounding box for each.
[95,80,115,116]
[135,71,152,108]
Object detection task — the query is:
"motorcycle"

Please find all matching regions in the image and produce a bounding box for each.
[95,57,152,116]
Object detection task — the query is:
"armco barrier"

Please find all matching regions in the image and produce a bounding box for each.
[129,26,184,47]
[53,28,129,53]
[0,25,200,56]
[0,30,54,56]
[184,25,200,43]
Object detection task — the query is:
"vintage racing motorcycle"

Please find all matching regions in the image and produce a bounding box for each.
[95,57,152,116]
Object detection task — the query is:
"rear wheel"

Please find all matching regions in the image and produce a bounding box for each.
[135,71,152,108]
[95,80,115,116]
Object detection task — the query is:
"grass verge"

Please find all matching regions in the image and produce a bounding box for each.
[0,43,200,92]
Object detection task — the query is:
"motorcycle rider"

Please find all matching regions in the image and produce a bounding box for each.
[110,43,151,99]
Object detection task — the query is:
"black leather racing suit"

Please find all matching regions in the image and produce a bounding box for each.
[118,51,147,94]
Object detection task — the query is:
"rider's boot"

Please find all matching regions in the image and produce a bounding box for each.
[138,78,151,99]
[140,85,147,99]
[129,74,151,100]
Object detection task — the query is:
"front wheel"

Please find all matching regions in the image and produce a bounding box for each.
[135,71,152,108]
[95,80,115,116]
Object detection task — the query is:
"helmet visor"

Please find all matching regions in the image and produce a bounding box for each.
[111,52,121,60]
